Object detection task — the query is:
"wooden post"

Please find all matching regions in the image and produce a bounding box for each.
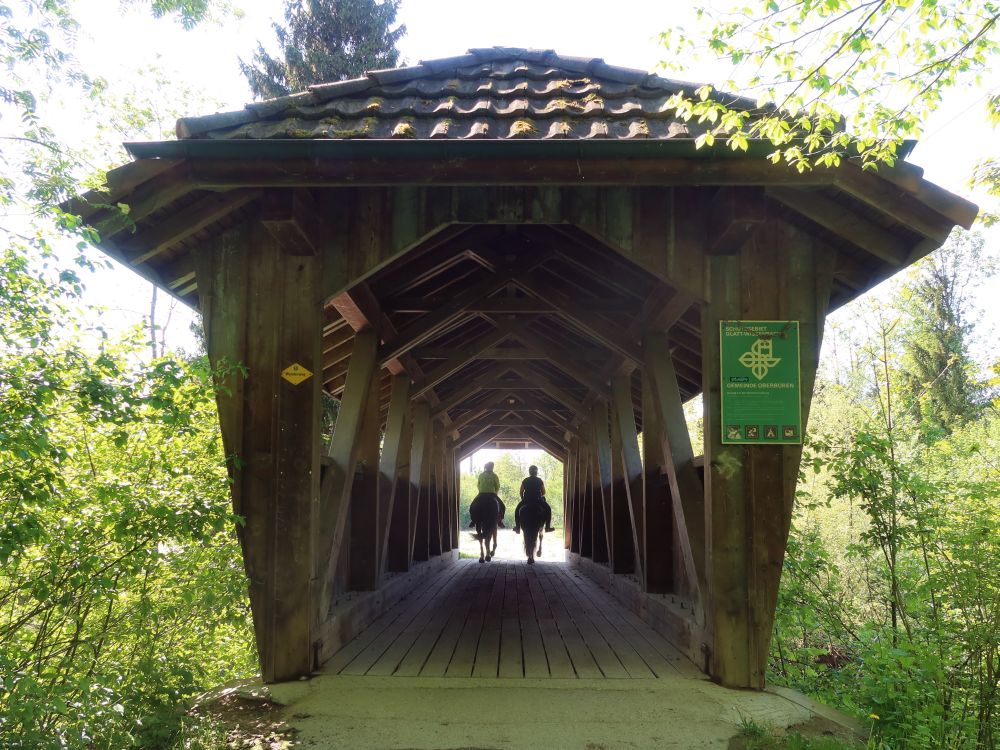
[428,425,443,557]
[701,222,831,688]
[641,367,674,593]
[317,330,377,616]
[378,375,411,578]
[612,374,644,585]
[592,401,615,564]
[194,220,322,683]
[644,333,706,607]
[609,406,634,574]
[387,409,413,573]
[409,403,431,562]
[580,441,593,559]
[348,367,382,591]
[590,446,609,564]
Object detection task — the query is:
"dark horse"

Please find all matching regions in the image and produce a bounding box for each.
[468,493,500,563]
[518,501,546,564]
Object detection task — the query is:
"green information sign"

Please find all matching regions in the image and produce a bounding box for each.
[720,320,801,444]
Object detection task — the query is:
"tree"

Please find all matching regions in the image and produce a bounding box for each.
[240,0,405,100]
[663,2,1000,171]
[896,230,995,438]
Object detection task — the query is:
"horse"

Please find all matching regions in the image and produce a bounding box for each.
[468,492,500,563]
[517,501,546,564]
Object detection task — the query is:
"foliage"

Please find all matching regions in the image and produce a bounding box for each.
[662,1,1000,170]
[0,243,255,748]
[239,0,406,100]
[769,255,1000,748]
[896,230,995,438]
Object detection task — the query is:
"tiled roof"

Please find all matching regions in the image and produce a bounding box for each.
[177,47,746,141]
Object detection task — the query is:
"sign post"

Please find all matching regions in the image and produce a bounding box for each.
[720,321,801,444]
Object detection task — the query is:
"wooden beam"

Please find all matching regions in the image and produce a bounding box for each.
[644,333,706,609]
[408,402,431,563]
[707,187,768,256]
[766,187,908,266]
[317,330,377,618]
[193,221,322,683]
[378,375,411,579]
[611,373,644,585]
[641,363,674,594]
[701,219,833,689]
[120,188,260,265]
[348,356,382,591]
[592,401,615,561]
[518,274,643,364]
[378,271,514,365]
[411,325,512,399]
[261,188,321,256]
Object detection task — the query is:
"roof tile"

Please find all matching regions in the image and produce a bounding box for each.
[176,47,763,143]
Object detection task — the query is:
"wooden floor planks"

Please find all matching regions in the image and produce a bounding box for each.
[324,559,699,680]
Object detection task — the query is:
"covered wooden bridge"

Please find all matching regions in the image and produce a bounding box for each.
[74,48,974,690]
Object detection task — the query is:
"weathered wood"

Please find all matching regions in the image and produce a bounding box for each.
[261,188,321,256]
[707,187,767,256]
[348,362,382,591]
[318,330,378,617]
[701,221,832,689]
[122,189,260,264]
[766,187,907,266]
[641,366,674,593]
[194,222,322,683]
[643,333,706,608]
[611,374,644,586]
[409,403,431,563]
[378,375,411,578]
[592,401,615,560]
[428,423,443,557]
[387,409,413,573]
[609,390,635,575]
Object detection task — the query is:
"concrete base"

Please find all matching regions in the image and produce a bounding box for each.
[263,674,845,749]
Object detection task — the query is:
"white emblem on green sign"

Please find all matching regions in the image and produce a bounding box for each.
[720,321,801,445]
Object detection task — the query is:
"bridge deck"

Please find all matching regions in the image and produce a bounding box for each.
[323,559,699,679]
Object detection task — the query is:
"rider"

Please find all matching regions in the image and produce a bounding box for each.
[513,465,556,534]
[469,461,506,527]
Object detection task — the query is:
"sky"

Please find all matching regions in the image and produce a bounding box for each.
[52,0,1000,455]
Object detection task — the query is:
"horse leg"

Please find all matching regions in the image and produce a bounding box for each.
[478,534,485,563]
[537,530,544,558]
[489,529,497,560]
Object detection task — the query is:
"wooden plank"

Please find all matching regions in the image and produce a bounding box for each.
[525,565,575,678]
[611,374,644,585]
[121,188,260,264]
[515,561,550,678]
[766,187,908,266]
[409,403,431,562]
[498,564,524,678]
[557,565,699,678]
[644,333,706,607]
[543,567,631,678]
[641,366,674,594]
[335,561,465,675]
[378,375,411,579]
[348,362,382,591]
[609,407,634,574]
[550,568,655,678]
[446,562,502,677]
[591,402,614,563]
[471,562,508,678]
[386,409,413,573]
[318,330,378,617]
[367,562,476,676]
[420,561,492,676]
[535,564,603,678]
